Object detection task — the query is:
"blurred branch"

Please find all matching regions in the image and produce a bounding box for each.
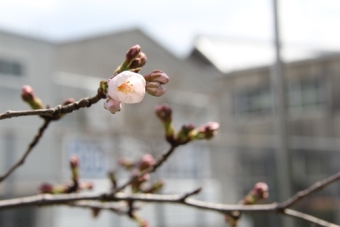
[0,92,104,120]
[0,119,51,182]
[283,209,339,227]
[279,171,340,209]
[0,183,339,227]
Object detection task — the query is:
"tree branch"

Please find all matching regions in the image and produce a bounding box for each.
[0,190,338,227]
[283,209,339,227]
[279,171,340,209]
[0,92,104,120]
[0,119,51,182]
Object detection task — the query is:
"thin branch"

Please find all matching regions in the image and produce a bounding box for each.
[0,192,276,212]
[113,145,177,193]
[279,171,340,209]
[283,209,339,227]
[0,190,338,227]
[0,92,104,120]
[0,119,51,182]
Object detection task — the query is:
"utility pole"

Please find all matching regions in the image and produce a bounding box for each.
[270,0,294,226]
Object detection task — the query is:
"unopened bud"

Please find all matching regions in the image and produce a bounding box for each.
[21,85,43,109]
[146,82,166,97]
[70,155,79,168]
[155,104,175,143]
[125,45,141,64]
[252,182,269,200]
[176,124,195,144]
[190,122,219,140]
[104,97,122,114]
[243,182,269,205]
[21,85,34,101]
[155,104,172,123]
[144,70,169,85]
[70,155,79,181]
[139,154,155,171]
[129,52,147,69]
[39,183,54,194]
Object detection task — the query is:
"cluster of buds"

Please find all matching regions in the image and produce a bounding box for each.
[225,182,269,227]
[103,45,169,114]
[39,155,93,194]
[115,45,147,74]
[144,70,169,97]
[155,104,219,146]
[118,154,163,194]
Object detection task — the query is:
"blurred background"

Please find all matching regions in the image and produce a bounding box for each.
[0,0,340,226]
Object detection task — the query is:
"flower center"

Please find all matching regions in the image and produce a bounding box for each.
[117,80,135,94]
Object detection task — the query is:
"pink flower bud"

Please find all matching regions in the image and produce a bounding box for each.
[104,97,122,114]
[144,70,169,84]
[252,182,269,200]
[155,104,172,122]
[129,52,147,69]
[70,155,79,168]
[21,85,44,109]
[108,71,146,104]
[139,154,155,171]
[176,124,195,144]
[39,183,54,193]
[126,45,141,64]
[21,85,34,102]
[191,122,219,140]
[146,82,166,97]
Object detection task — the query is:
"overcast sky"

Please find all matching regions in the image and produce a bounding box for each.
[0,0,340,57]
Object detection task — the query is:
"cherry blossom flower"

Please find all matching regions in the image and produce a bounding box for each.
[108,71,146,104]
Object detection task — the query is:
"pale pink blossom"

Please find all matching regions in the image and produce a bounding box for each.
[104,97,122,114]
[108,71,146,103]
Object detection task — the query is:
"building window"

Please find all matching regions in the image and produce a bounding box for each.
[0,59,23,76]
[288,78,325,113]
[232,78,326,116]
[233,84,272,115]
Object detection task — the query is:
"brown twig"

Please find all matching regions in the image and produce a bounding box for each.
[0,92,105,120]
[0,190,338,227]
[0,119,51,182]
[279,171,340,209]
[283,209,339,227]
[113,144,177,193]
